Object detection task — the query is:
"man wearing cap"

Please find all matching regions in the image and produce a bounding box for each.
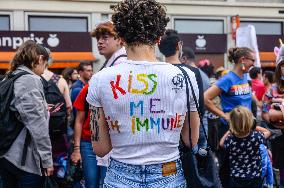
[71,20,126,188]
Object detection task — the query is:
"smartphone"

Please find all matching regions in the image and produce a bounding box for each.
[49,102,64,112]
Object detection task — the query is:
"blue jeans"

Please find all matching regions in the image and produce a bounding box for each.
[0,158,42,188]
[103,158,187,188]
[80,140,107,188]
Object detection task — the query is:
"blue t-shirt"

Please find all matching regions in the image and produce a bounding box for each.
[216,71,252,113]
[224,131,265,178]
[71,79,85,103]
[71,79,85,116]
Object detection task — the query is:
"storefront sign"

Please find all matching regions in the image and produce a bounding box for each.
[179,34,227,54]
[257,35,284,52]
[0,31,92,52]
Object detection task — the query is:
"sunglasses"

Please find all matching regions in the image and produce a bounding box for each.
[245,57,255,63]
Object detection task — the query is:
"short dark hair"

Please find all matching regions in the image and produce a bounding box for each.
[249,67,261,79]
[158,29,180,58]
[112,0,170,46]
[77,61,93,72]
[182,47,195,60]
[263,70,274,83]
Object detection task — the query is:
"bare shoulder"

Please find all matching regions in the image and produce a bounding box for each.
[57,77,68,93]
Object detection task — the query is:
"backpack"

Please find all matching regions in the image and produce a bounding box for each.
[0,71,31,165]
[41,74,67,135]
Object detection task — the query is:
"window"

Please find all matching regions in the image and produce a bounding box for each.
[0,15,10,31]
[101,14,109,21]
[29,16,88,32]
[240,21,282,35]
[174,19,224,34]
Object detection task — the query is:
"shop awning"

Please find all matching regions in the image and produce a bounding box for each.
[0,31,95,70]
[259,52,276,68]
[0,52,96,69]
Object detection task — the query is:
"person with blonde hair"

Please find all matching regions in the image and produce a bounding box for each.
[220,106,271,188]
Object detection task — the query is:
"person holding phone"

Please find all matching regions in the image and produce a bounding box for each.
[0,40,53,188]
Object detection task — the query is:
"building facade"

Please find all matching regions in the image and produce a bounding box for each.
[0,0,284,73]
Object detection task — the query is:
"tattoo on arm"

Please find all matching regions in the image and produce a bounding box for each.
[90,105,100,141]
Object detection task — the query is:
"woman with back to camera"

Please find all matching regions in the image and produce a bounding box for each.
[0,40,53,188]
[86,0,200,187]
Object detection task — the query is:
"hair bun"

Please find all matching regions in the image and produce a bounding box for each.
[228,47,239,63]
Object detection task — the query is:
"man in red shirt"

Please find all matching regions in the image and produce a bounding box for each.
[249,67,266,101]
[71,84,107,188]
[72,84,91,147]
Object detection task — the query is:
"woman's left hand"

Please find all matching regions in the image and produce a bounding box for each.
[44,166,54,176]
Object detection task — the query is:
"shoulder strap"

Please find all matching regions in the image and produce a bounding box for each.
[50,73,60,84]
[8,71,30,81]
[109,54,127,67]
[175,65,209,149]
[21,131,31,166]
[99,54,127,71]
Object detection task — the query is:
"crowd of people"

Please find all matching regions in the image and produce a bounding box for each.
[0,0,284,188]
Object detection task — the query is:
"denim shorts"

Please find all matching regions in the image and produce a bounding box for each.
[103,158,187,188]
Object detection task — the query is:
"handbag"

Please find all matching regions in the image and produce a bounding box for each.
[176,65,222,188]
[42,176,59,188]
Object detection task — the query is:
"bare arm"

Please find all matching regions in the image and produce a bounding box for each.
[204,85,229,121]
[255,126,271,139]
[181,111,200,148]
[220,131,230,148]
[71,110,84,164]
[252,93,262,108]
[89,105,112,157]
[58,78,72,114]
[261,112,270,122]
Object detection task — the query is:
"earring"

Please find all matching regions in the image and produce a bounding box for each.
[242,63,245,71]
